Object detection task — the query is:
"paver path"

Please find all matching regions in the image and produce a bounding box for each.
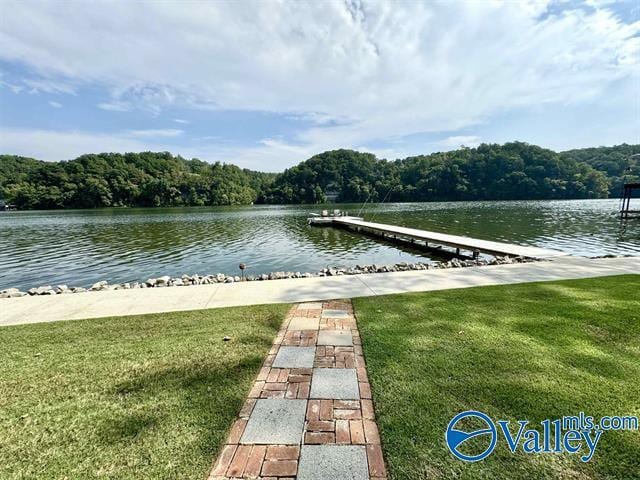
[208,300,386,480]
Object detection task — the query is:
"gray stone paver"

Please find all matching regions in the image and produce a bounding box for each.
[298,302,323,310]
[240,398,306,444]
[310,368,360,399]
[322,309,351,318]
[318,329,353,346]
[272,346,315,368]
[298,445,369,480]
[288,316,320,330]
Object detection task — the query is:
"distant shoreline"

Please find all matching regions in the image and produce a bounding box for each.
[0,196,624,212]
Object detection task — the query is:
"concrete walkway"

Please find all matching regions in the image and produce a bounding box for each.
[208,300,385,480]
[1,256,638,327]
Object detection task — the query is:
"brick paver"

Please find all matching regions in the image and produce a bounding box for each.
[208,299,387,480]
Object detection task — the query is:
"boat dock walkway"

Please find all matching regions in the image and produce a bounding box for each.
[331,217,568,259]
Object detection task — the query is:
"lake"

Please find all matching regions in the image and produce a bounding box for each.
[0,199,638,291]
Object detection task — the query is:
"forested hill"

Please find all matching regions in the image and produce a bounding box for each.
[1,143,638,209]
[559,144,640,195]
[0,152,274,209]
[260,143,639,203]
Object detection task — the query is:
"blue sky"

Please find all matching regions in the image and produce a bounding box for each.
[0,0,638,171]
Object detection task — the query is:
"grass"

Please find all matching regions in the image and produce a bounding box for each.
[0,304,290,479]
[354,275,640,480]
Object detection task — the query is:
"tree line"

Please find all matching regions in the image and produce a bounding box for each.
[0,152,274,209]
[1,142,638,210]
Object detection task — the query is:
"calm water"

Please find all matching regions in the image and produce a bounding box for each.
[0,199,638,290]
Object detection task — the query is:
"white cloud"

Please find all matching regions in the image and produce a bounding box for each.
[439,136,482,148]
[126,128,184,138]
[0,128,152,160]
[585,0,617,7]
[1,80,23,94]
[173,118,189,124]
[0,127,289,170]
[97,101,130,111]
[0,1,638,167]
[48,100,62,108]
[22,78,76,95]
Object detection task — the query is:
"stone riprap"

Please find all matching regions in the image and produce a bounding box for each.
[208,299,387,479]
[0,256,537,298]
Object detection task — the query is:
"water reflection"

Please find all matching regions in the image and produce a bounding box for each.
[0,199,637,290]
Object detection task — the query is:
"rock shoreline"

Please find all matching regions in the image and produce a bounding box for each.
[0,255,536,298]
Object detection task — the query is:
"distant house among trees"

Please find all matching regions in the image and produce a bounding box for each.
[0,198,17,211]
[324,182,340,202]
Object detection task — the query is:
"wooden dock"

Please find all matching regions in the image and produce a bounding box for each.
[329,217,568,259]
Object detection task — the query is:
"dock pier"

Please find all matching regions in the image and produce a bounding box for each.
[314,216,567,259]
[620,183,639,219]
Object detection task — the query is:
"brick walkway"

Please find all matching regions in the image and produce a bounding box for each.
[208,300,386,480]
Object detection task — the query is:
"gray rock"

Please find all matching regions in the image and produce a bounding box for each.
[90,281,108,291]
[35,286,54,295]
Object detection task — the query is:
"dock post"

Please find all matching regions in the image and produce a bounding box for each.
[620,183,639,219]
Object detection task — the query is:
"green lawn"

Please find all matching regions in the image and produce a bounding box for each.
[0,304,289,479]
[355,275,640,480]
